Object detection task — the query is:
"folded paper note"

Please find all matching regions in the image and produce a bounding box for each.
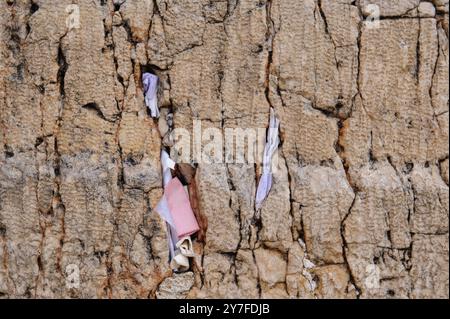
[176,236,195,258]
[164,178,200,239]
[156,150,199,265]
[255,108,280,210]
[170,236,195,272]
[142,73,159,118]
[171,252,190,272]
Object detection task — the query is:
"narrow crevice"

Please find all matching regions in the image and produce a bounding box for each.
[317,0,331,39]
[26,1,39,36]
[57,43,68,98]
[151,0,161,15]
[6,23,21,58]
[316,0,340,76]
[378,16,430,21]
[333,5,364,298]
[81,103,115,123]
[224,165,243,285]
[53,137,66,276]
[430,20,442,123]
[33,221,46,298]
[114,1,122,12]
[53,30,68,277]
[121,18,138,46]
[415,18,421,83]
[339,194,362,297]
[282,150,297,242]
[251,248,262,298]
[264,0,275,106]
[298,204,307,246]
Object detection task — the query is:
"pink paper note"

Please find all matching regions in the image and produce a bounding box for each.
[165,177,199,239]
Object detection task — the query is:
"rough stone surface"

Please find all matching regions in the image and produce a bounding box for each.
[156,272,195,299]
[0,0,448,299]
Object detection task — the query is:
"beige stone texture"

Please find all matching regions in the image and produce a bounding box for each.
[0,0,448,299]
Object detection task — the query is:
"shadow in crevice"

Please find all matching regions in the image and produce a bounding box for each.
[81,102,110,122]
[140,64,162,78]
[30,2,39,14]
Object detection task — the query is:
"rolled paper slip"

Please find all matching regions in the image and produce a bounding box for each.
[157,150,177,258]
[155,193,179,259]
[161,149,175,187]
[142,72,159,118]
[255,172,272,210]
[255,107,280,210]
[165,177,200,239]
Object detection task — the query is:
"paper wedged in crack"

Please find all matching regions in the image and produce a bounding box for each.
[0,0,448,299]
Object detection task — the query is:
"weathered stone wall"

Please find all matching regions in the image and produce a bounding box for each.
[0,0,448,299]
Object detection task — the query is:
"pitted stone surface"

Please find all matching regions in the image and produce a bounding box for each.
[0,0,448,299]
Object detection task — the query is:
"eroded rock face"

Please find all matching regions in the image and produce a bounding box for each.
[0,0,448,299]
